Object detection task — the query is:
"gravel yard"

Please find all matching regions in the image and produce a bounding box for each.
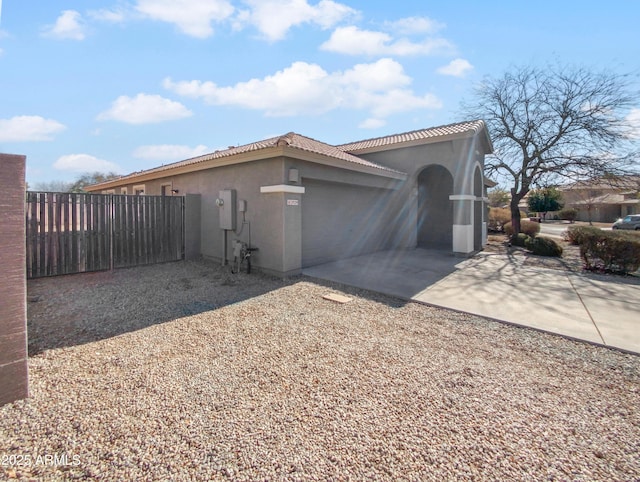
[1,258,639,480]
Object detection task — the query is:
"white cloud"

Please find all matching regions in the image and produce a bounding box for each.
[88,8,128,23]
[97,93,192,124]
[0,115,66,142]
[320,26,454,56]
[133,144,210,161]
[437,58,474,77]
[43,10,86,40]
[0,29,9,55]
[235,0,357,41]
[385,16,445,35]
[626,108,640,139]
[135,0,234,38]
[164,58,442,120]
[54,154,121,173]
[359,118,386,129]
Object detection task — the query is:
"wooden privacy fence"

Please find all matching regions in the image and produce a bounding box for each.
[25,192,184,278]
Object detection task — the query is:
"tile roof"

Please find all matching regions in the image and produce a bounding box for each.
[337,120,490,152]
[571,192,640,205]
[275,133,405,174]
[98,132,405,187]
[88,121,491,190]
[562,175,640,191]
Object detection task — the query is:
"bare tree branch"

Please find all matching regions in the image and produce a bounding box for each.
[461,64,639,234]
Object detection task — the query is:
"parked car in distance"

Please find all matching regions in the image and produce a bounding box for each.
[612,214,640,230]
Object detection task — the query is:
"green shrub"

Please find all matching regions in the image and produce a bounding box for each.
[525,236,563,257]
[504,220,541,237]
[488,207,511,232]
[578,230,640,274]
[512,233,531,247]
[564,225,602,245]
[558,208,578,222]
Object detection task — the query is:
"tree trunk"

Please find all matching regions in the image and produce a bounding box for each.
[510,190,522,236]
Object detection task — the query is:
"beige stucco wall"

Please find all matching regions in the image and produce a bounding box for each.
[352,135,488,253]
[97,131,487,273]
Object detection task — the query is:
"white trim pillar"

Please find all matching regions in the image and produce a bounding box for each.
[450,194,475,254]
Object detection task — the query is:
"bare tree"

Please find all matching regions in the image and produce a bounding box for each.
[69,172,120,193]
[31,172,120,193]
[462,65,638,234]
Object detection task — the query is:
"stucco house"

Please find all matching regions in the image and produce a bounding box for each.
[86,120,493,276]
[561,176,640,223]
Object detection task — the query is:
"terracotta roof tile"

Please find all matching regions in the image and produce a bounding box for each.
[337,120,489,152]
[103,132,405,186]
[279,133,405,174]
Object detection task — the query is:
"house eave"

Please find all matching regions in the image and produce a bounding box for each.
[86,145,407,192]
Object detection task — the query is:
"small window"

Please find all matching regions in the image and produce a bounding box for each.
[133,185,145,196]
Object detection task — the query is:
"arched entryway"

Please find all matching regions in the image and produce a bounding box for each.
[417,165,453,249]
[473,166,483,251]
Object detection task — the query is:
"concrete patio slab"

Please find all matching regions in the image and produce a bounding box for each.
[303,249,640,354]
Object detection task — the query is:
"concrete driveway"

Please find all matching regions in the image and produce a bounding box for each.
[303,249,640,354]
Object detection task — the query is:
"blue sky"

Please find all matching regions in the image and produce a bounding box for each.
[1,1,639,185]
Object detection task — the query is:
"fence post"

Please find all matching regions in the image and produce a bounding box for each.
[184,194,201,260]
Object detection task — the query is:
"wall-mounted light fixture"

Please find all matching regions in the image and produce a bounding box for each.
[171,189,179,194]
[289,168,299,184]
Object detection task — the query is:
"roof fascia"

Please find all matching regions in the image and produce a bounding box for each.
[281,146,407,180]
[87,144,407,192]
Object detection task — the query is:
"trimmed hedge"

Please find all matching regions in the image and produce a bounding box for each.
[576,229,640,274]
[525,236,563,257]
[504,220,541,237]
[558,208,578,222]
[512,233,530,247]
[488,207,511,232]
[564,225,602,245]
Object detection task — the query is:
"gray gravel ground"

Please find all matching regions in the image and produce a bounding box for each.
[1,259,639,481]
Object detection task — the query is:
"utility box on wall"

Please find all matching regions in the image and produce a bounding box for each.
[217,189,236,230]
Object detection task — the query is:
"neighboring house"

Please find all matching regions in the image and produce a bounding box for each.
[86,120,493,277]
[560,176,640,223]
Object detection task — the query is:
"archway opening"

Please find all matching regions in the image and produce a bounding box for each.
[417,165,453,249]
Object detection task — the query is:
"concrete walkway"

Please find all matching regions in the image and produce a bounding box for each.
[303,249,640,354]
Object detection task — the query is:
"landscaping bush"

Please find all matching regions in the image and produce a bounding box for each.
[488,207,511,232]
[578,230,640,274]
[512,233,530,247]
[558,208,578,222]
[525,236,563,257]
[564,225,602,245]
[504,220,541,237]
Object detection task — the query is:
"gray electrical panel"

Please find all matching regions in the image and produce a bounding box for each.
[218,189,236,230]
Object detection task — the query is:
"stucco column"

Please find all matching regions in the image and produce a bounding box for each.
[450,194,475,254]
[260,184,305,276]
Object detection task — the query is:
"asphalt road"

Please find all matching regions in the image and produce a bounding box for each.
[538,221,613,238]
[539,223,569,238]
